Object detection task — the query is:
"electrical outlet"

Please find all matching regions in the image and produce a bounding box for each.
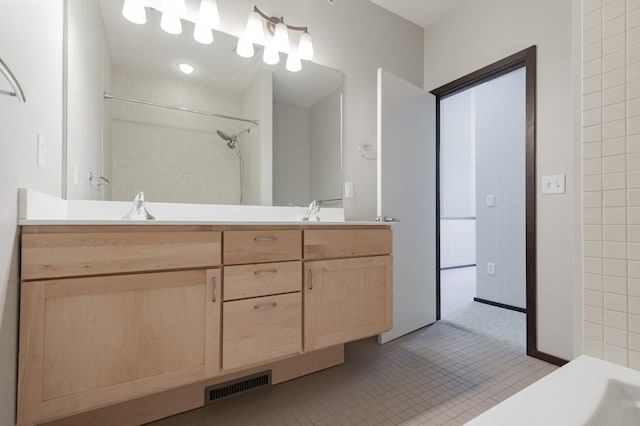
[344,182,354,199]
[487,263,496,275]
[542,174,565,194]
[486,194,495,207]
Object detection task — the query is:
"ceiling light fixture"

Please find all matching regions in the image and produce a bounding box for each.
[177,62,195,74]
[193,0,219,44]
[122,0,147,24]
[238,6,314,71]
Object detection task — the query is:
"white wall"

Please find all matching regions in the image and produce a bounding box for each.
[440,219,476,268]
[424,0,577,359]
[310,89,342,202]
[0,2,64,425]
[273,101,311,206]
[65,0,108,200]
[581,0,640,369]
[474,68,527,309]
[216,0,424,220]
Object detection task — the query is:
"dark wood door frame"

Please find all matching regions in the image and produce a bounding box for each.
[431,46,566,366]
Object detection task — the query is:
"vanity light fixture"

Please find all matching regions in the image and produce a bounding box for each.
[177,62,195,74]
[193,0,220,44]
[160,0,185,35]
[238,6,315,71]
[122,0,147,24]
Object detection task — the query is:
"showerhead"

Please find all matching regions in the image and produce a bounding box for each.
[216,130,237,149]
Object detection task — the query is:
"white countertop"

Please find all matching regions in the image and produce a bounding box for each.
[19,219,386,226]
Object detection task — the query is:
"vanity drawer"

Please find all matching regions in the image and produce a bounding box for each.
[223,230,301,265]
[303,229,392,260]
[223,261,301,301]
[222,292,302,371]
[21,231,222,280]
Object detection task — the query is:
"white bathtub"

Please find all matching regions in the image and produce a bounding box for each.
[466,355,640,426]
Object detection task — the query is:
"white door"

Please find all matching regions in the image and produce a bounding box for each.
[377,68,436,344]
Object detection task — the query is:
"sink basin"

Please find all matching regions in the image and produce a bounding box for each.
[586,380,640,426]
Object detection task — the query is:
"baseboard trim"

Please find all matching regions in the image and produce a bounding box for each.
[473,297,526,313]
[440,264,476,271]
[528,349,568,366]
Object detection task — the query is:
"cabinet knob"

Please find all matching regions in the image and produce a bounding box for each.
[254,269,277,275]
[212,276,217,302]
[254,236,277,242]
[254,302,277,310]
[309,270,314,290]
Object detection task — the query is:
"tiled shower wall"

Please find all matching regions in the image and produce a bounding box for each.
[582,0,640,368]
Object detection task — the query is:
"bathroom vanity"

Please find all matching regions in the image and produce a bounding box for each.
[17,222,392,425]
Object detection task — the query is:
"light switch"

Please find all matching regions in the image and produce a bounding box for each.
[487,263,496,275]
[37,133,46,169]
[542,174,566,194]
[486,194,495,207]
[344,182,354,199]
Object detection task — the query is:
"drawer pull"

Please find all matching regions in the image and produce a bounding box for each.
[254,302,277,310]
[254,236,277,242]
[309,270,314,290]
[212,276,217,302]
[254,269,277,275]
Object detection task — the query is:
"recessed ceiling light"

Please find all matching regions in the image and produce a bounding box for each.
[177,62,195,74]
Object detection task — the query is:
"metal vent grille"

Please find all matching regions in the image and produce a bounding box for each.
[205,371,272,404]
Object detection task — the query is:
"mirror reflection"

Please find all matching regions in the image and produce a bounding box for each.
[65,0,343,206]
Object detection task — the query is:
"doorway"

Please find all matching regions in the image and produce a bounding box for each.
[431,46,562,364]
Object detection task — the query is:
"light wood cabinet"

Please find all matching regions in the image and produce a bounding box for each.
[304,256,393,351]
[223,261,301,301]
[18,269,221,425]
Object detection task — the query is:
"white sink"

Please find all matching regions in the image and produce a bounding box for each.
[586,380,640,426]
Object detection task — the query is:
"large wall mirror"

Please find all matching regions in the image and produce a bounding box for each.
[65,0,343,207]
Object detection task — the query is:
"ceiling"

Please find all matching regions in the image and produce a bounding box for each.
[369,0,468,29]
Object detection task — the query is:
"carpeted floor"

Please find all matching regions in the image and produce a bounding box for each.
[440,267,526,348]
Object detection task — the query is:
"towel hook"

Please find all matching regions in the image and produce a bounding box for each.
[0,57,26,102]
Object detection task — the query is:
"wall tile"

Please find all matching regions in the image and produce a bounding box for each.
[630,8,640,29]
[604,155,626,173]
[603,206,626,223]
[585,241,604,257]
[603,50,626,73]
[584,337,604,357]
[586,288,605,307]
[604,67,626,89]
[629,135,640,153]
[605,308,628,329]
[630,350,640,369]
[605,292,628,312]
[604,241,627,258]
[630,332,640,351]
[604,120,626,139]
[604,274,628,293]
[628,153,640,171]
[629,27,640,46]
[585,305,604,324]
[630,0,640,13]
[585,25,603,46]
[583,124,602,143]
[628,170,640,188]
[630,313,640,332]
[584,108,602,126]
[584,207,603,224]
[629,44,640,66]
[630,279,640,296]
[604,33,626,55]
[629,260,640,277]
[629,80,640,99]
[604,189,626,206]
[585,321,603,340]
[604,224,627,241]
[604,0,626,22]
[584,141,603,159]
[630,295,640,314]
[584,8,602,29]
[584,91,603,110]
[585,256,604,274]
[604,85,626,105]
[584,75,603,94]
[584,224,603,241]
[605,326,628,346]
[604,258,628,276]
[629,116,640,135]
[630,99,640,117]
[584,191,602,207]
[604,15,625,38]
[603,173,625,190]
[629,206,640,223]
[604,137,626,155]
[603,103,626,122]
[629,242,640,260]
[605,343,629,365]
[630,64,640,82]
[585,273,604,290]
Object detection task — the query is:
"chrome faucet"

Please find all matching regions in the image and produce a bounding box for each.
[303,200,321,222]
[122,191,155,220]
[302,198,342,222]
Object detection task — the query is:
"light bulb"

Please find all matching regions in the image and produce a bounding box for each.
[122,0,146,25]
[263,40,280,65]
[286,53,302,72]
[177,62,195,74]
[274,21,290,52]
[160,0,184,35]
[193,0,219,44]
[298,30,314,60]
[236,37,255,58]
[245,10,264,44]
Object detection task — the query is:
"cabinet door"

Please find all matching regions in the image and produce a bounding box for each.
[304,256,393,351]
[18,269,221,425]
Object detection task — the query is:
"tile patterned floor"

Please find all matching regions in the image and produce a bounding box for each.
[148,322,556,425]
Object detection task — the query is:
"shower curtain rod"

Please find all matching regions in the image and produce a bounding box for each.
[103,92,259,125]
